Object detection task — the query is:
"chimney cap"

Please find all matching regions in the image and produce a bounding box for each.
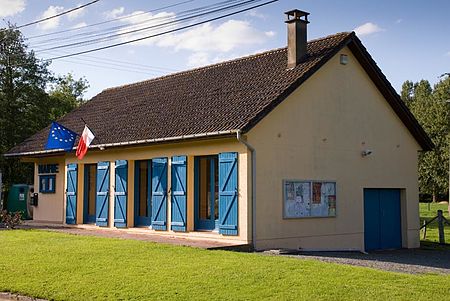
[285,9,310,24]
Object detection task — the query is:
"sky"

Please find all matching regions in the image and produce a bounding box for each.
[1,0,450,99]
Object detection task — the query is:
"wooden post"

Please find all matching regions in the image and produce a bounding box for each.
[437,210,445,244]
[422,220,427,240]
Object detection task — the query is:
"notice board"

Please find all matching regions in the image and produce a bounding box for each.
[283,180,336,218]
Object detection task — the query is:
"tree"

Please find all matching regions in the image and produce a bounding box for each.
[48,73,89,120]
[0,26,89,197]
[0,26,52,189]
[401,78,450,201]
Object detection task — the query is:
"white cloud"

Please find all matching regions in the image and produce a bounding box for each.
[354,22,384,37]
[37,6,64,30]
[187,52,210,67]
[395,19,403,24]
[72,22,87,29]
[246,9,266,19]
[445,51,450,57]
[155,20,273,53]
[0,0,26,17]
[115,10,275,68]
[104,7,124,19]
[66,4,85,21]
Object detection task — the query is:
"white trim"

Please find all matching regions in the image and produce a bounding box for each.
[4,130,238,157]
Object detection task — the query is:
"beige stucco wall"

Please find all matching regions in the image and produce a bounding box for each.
[247,46,421,251]
[32,158,65,223]
[32,138,251,243]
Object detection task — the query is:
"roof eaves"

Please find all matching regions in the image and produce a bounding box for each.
[4,130,239,158]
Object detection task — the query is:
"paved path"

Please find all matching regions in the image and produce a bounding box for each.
[277,248,450,274]
[18,223,249,250]
[0,293,46,301]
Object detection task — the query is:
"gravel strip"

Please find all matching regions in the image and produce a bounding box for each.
[271,249,450,274]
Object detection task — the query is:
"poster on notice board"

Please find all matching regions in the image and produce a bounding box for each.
[284,180,336,218]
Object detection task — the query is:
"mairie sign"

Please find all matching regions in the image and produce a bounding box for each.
[38,164,59,174]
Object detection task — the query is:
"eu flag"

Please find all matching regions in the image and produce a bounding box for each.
[45,122,78,151]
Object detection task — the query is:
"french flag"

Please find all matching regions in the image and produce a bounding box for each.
[76,125,95,160]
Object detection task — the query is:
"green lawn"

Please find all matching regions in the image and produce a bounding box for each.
[419,202,450,245]
[0,230,449,301]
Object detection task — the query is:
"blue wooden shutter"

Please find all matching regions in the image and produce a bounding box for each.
[96,161,110,227]
[171,156,187,232]
[66,163,77,225]
[218,152,238,235]
[114,160,128,228]
[151,158,168,230]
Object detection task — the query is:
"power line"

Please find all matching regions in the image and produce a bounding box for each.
[57,58,163,76]
[45,0,278,61]
[29,0,244,48]
[36,0,262,53]
[26,0,195,40]
[17,0,101,29]
[40,50,176,73]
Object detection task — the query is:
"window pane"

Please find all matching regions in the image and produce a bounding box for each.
[40,177,46,192]
[48,177,53,191]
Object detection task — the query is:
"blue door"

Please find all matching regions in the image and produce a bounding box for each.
[194,156,218,231]
[96,161,110,227]
[114,160,128,228]
[364,189,402,251]
[134,160,152,227]
[171,156,187,232]
[83,164,97,224]
[218,152,238,236]
[66,163,77,225]
[151,158,168,231]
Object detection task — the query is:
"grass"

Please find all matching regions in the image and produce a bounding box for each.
[419,202,450,245]
[0,230,449,301]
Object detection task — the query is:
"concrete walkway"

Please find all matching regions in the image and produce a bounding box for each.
[19,222,249,250]
[0,292,46,301]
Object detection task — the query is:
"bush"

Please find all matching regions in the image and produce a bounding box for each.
[0,210,23,229]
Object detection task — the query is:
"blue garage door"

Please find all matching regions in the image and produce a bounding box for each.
[364,189,402,251]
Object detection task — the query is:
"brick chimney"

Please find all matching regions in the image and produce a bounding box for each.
[285,9,310,69]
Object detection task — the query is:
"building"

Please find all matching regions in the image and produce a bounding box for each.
[5,10,433,251]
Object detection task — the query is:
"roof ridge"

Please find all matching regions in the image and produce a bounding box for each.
[103,31,352,93]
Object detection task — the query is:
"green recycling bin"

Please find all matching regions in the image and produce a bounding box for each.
[6,184,33,219]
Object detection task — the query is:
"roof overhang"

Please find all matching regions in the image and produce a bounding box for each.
[4,130,239,158]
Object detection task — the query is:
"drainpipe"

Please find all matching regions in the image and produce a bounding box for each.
[236,130,256,251]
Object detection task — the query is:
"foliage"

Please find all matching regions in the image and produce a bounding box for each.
[401,78,450,199]
[48,73,89,121]
[419,202,450,245]
[0,26,89,191]
[0,210,22,229]
[0,26,52,187]
[0,230,449,301]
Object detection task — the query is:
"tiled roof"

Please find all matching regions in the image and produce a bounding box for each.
[5,31,432,156]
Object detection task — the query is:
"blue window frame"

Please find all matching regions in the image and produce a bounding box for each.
[39,175,56,193]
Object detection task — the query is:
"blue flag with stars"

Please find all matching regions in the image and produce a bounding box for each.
[45,121,78,151]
